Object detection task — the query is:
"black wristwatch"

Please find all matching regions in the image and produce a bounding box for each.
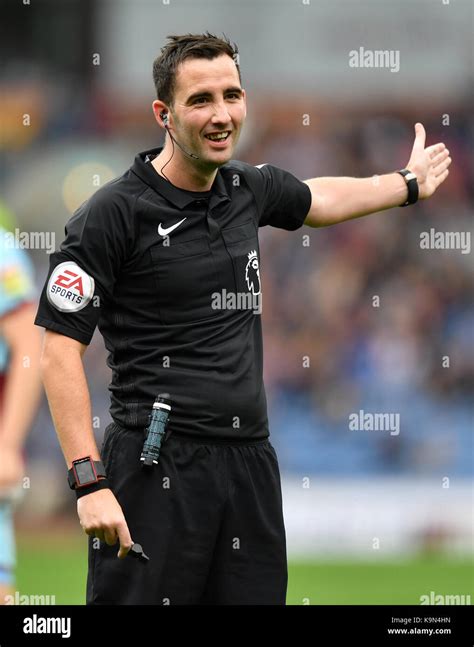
[68,456,106,490]
[397,168,419,206]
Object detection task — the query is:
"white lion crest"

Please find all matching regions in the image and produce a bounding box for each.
[245,250,261,295]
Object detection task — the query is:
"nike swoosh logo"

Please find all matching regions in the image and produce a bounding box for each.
[158,217,187,237]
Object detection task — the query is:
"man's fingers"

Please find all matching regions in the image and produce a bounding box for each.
[413,122,426,150]
[434,156,452,177]
[103,528,118,546]
[80,522,105,542]
[435,168,449,185]
[431,148,450,168]
[81,524,95,537]
[81,524,118,545]
[427,142,446,159]
[116,522,133,559]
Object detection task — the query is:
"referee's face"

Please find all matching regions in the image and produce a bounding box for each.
[169,54,246,167]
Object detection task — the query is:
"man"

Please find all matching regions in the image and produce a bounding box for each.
[35,34,451,605]
[0,222,42,603]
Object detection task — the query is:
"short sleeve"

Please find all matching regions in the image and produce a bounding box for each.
[34,189,133,345]
[251,164,311,230]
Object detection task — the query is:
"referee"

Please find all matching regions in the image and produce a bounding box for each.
[35,33,451,605]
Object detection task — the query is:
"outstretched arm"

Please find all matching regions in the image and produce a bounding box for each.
[303,123,451,228]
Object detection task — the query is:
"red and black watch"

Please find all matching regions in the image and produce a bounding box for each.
[68,456,106,490]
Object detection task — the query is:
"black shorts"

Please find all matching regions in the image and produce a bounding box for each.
[86,422,287,605]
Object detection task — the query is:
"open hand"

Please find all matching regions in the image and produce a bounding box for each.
[406,123,452,200]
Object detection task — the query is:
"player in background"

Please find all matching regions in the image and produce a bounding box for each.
[0,211,42,604]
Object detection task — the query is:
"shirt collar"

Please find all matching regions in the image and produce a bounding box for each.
[131,146,231,210]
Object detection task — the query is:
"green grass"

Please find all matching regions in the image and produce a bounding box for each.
[286,559,474,605]
[14,533,474,605]
[16,532,87,605]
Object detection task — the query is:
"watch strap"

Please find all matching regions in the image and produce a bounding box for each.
[75,478,110,500]
[397,169,419,206]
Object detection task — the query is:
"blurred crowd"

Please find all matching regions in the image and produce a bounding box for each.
[245,107,473,476]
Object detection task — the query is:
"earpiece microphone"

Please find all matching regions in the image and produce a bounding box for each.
[160,111,199,160]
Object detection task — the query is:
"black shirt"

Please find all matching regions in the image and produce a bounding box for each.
[35,147,312,438]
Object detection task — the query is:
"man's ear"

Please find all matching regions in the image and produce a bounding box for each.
[152,100,169,128]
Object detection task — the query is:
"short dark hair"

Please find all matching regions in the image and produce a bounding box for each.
[152,32,241,107]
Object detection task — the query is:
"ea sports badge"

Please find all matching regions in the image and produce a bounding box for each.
[47,261,95,312]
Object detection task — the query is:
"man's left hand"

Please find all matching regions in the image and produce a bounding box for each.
[406,122,452,200]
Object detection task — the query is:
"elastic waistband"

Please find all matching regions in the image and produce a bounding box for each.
[108,421,269,447]
[168,429,269,447]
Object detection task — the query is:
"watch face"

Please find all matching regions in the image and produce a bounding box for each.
[74,459,96,486]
